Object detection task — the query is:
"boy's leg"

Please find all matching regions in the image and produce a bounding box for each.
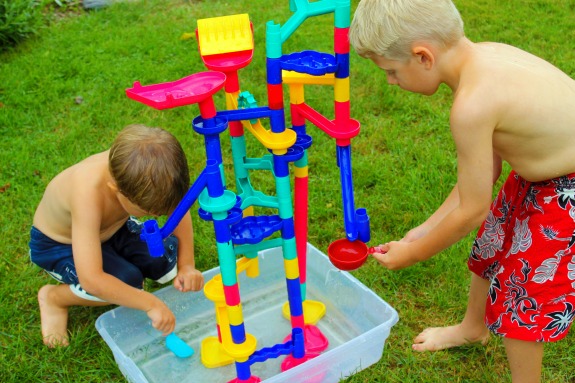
[38,284,109,347]
[412,272,491,351]
[504,338,543,383]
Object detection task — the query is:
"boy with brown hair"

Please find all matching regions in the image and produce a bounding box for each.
[30,124,204,347]
[349,1,575,382]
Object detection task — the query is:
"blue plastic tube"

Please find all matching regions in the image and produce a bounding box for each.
[140,161,219,257]
[336,144,357,241]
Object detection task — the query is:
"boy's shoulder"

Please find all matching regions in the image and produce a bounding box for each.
[451,41,567,120]
[34,150,113,242]
[49,151,110,198]
[75,150,110,168]
[459,42,564,88]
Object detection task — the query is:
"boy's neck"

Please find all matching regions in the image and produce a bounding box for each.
[436,37,474,93]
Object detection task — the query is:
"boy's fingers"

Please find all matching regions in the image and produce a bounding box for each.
[371,251,387,264]
[152,319,169,335]
[161,320,175,336]
[173,278,183,292]
[194,276,205,291]
[181,280,191,292]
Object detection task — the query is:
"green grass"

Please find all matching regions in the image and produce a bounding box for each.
[1,0,574,382]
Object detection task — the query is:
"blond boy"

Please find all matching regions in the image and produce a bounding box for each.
[350,1,575,382]
[30,124,204,347]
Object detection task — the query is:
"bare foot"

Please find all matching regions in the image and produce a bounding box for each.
[38,285,69,347]
[412,324,490,352]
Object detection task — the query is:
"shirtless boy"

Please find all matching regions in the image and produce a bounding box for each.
[349,1,575,382]
[30,124,204,347]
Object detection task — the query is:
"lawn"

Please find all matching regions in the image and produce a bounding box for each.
[1,0,574,382]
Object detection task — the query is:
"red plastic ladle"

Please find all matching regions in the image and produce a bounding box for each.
[327,238,375,271]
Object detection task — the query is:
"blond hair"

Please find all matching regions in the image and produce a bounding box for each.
[109,124,189,215]
[349,0,464,60]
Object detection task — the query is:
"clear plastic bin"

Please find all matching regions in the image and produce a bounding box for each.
[96,243,398,382]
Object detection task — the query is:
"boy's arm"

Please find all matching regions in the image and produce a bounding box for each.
[69,186,175,335]
[171,211,204,292]
[402,150,502,243]
[401,184,460,242]
[375,95,500,269]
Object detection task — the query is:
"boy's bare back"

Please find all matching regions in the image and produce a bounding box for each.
[33,150,129,244]
[454,41,575,182]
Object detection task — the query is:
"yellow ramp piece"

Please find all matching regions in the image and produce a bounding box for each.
[197,14,253,56]
[201,336,235,368]
[283,70,335,86]
[225,92,297,154]
[282,300,326,325]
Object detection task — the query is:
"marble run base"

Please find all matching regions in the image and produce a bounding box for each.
[96,244,398,383]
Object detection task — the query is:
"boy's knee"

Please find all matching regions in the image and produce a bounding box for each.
[163,235,178,261]
[163,236,178,273]
[158,235,178,271]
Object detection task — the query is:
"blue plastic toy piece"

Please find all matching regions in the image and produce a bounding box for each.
[280,51,337,76]
[192,115,229,136]
[248,341,292,365]
[286,277,303,316]
[199,206,244,226]
[273,146,305,177]
[294,133,312,150]
[140,220,164,257]
[247,327,304,365]
[231,215,283,245]
[356,207,371,243]
[140,159,231,257]
[166,333,194,358]
[337,144,357,241]
[218,106,273,123]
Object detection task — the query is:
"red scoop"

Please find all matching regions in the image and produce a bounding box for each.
[327,238,375,271]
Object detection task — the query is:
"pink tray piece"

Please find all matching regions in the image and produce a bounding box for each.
[282,324,328,353]
[201,50,254,72]
[126,71,226,110]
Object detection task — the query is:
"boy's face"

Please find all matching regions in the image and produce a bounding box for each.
[116,192,155,218]
[370,54,440,96]
[108,180,161,217]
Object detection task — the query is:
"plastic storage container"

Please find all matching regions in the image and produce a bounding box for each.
[96,243,398,383]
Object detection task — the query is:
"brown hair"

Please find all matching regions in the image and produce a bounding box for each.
[109,124,189,215]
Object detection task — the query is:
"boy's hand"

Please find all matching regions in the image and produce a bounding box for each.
[146,300,176,336]
[371,241,418,270]
[173,264,204,292]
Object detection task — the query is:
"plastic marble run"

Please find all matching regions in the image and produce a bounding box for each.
[126,1,373,382]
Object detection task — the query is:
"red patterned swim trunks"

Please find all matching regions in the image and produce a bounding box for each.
[468,171,575,342]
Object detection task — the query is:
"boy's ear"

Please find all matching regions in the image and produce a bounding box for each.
[107,180,119,193]
[412,45,434,69]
